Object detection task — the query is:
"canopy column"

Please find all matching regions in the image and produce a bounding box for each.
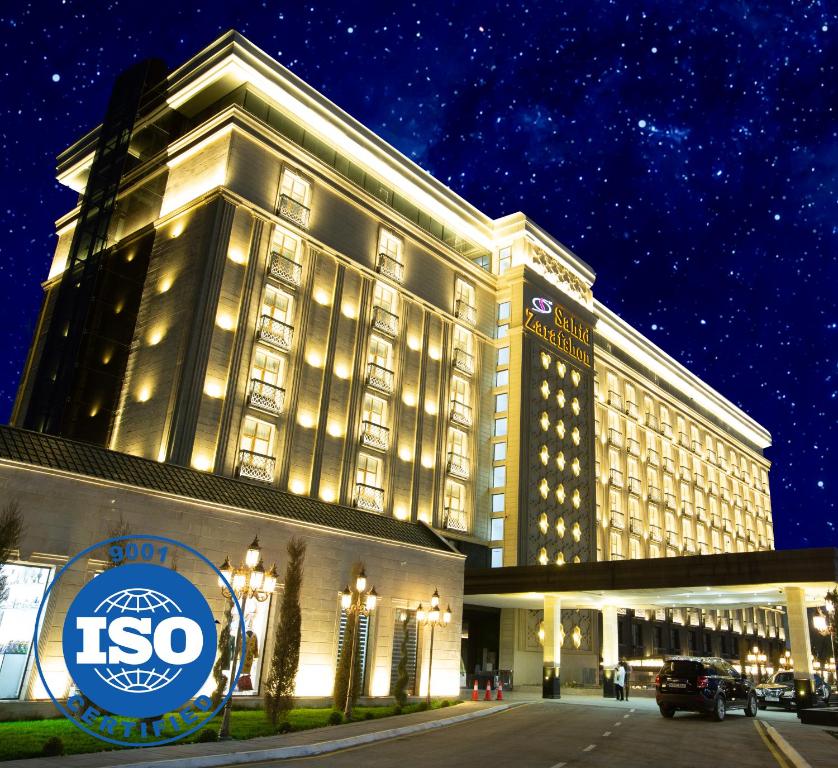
[542,595,561,698]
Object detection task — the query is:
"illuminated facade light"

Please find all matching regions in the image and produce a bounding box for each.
[539,445,549,465]
[540,412,550,431]
[540,380,550,399]
[572,522,582,542]
[538,547,548,566]
[556,551,565,566]
[571,426,580,445]
[572,489,581,508]
[556,420,565,438]
[399,446,413,462]
[306,351,323,367]
[228,248,246,264]
[204,380,224,398]
[192,454,212,472]
[334,362,350,379]
[571,369,581,386]
[320,487,336,503]
[556,451,565,470]
[556,484,566,504]
[556,390,565,408]
[556,517,566,538]
[538,513,549,534]
[571,457,581,476]
[557,361,566,378]
[297,412,315,428]
[341,302,357,319]
[327,421,344,437]
[428,346,441,360]
[158,275,173,293]
[394,505,409,521]
[407,335,421,351]
[313,287,331,305]
[216,312,235,331]
[540,352,550,369]
[403,391,416,407]
[290,479,306,494]
[571,397,580,415]
[572,626,582,648]
[137,385,152,403]
[539,478,550,499]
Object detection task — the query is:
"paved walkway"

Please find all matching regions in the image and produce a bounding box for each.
[0,702,504,768]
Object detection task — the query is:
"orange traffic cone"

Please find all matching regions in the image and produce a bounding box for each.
[471,679,479,701]
[484,680,492,701]
[496,681,504,701]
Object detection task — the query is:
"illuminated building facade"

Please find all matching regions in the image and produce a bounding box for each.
[10,32,780,695]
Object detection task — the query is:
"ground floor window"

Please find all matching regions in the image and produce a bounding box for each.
[229,594,273,695]
[389,610,418,695]
[337,611,371,693]
[0,564,51,699]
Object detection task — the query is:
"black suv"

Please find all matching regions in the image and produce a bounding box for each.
[656,656,759,721]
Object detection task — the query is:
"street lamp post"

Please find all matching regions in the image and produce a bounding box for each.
[340,569,378,719]
[416,589,451,706]
[217,537,278,740]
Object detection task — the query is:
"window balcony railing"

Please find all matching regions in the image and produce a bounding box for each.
[237,450,276,483]
[449,399,473,427]
[678,432,690,448]
[269,251,303,287]
[610,509,625,529]
[376,251,405,283]
[733,496,743,510]
[666,531,679,547]
[447,451,470,479]
[691,440,702,454]
[258,314,294,352]
[708,480,720,496]
[610,552,626,561]
[747,530,757,544]
[722,488,731,502]
[662,457,675,475]
[683,537,696,554]
[736,525,745,539]
[609,468,624,488]
[627,476,641,496]
[723,519,733,533]
[711,514,722,529]
[719,458,729,472]
[452,347,474,376]
[355,482,385,513]
[454,299,476,325]
[679,465,691,481]
[699,542,710,555]
[248,378,286,416]
[625,400,639,419]
[607,390,623,410]
[662,422,673,439]
[694,473,705,490]
[366,362,395,394]
[664,493,676,511]
[629,517,644,535]
[682,501,694,518]
[645,412,659,431]
[608,428,623,448]
[278,193,311,229]
[360,420,390,452]
[647,486,661,503]
[371,305,399,337]
[647,449,660,467]
[444,506,468,533]
[649,525,662,542]
[696,505,708,523]
[706,449,717,465]
[626,437,640,456]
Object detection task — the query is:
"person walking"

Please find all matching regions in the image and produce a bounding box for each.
[621,659,632,701]
[614,663,625,701]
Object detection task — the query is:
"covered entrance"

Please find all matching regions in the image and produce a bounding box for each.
[465,548,838,698]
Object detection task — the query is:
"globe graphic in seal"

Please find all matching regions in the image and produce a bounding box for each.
[63,562,218,720]
[92,588,184,694]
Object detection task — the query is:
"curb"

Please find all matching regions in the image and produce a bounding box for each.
[756,719,812,768]
[98,704,519,768]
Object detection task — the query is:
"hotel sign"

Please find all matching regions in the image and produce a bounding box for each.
[523,292,592,368]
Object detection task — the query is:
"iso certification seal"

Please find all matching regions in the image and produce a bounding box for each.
[34,535,245,747]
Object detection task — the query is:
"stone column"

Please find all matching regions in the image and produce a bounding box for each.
[542,595,561,698]
[601,605,620,698]
[785,586,814,678]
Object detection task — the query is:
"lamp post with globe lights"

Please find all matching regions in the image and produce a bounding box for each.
[217,537,278,739]
[813,591,837,688]
[340,568,378,719]
[416,589,451,705]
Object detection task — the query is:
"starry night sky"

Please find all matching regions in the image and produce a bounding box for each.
[0,2,835,549]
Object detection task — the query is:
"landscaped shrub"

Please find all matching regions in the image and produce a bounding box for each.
[327,710,344,725]
[41,737,64,757]
[363,711,374,720]
[393,705,402,715]
[196,727,218,743]
[277,720,292,734]
[416,701,429,712]
[440,700,450,707]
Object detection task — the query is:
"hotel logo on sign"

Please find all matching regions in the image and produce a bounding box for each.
[524,296,592,368]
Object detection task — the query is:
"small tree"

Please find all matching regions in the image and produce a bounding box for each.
[393,614,410,707]
[210,599,233,710]
[333,562,364,712]
[264,538,306,726]
[0,501,25,603]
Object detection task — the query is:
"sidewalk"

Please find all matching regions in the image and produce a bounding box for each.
[0,701,513,768]
[762,714,838,767]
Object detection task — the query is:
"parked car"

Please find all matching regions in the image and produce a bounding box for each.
[755,671,831,710]
[656,656,759,721]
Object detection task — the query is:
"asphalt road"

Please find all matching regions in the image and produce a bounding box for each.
[252,699,787,768]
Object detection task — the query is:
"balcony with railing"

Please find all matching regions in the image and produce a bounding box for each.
[649,525,662,542]
[723,518,733,533]
[711,514,722,529]
[627,476,641,495]
[610,552,626,561]
[629,517,644,535]
[269,251,303,287]
[607,390,623,410]
[696,505,708,523]
[609,468,624,488]
[664,492,676,510]
[662,421,673,438]
[376,251,405,283]
[626,437,640,456]
[708,480,720,496]
[449,399,473,427]
[452,347,474,376]
[666,530,679,547]
[647,448,660,467]
[647,486,661,503]
[679,465,690,481]
[366,362,395,394]
[683,537,696,554]
[444,506,468,532]
[238,450,276,483]
[625,400,639,419]
[706,449,717,465]
[355,482,385,513]
[678,431,690,448]
[248,378,286,415]
[694,473,705,490]
[447,451,470,479]
[454,298,476,325]
[645,412,659,431]
[258,314,294,352]
[610,509,625,530]
[360,420,390,452]
[735,525,745,539]
[682,501,694,518]
[663,457,675,475]
[608,428,623,448]
[691,439,702,454]
[278,194,311,229]
[371,305,399,337]
[747,530,757,545]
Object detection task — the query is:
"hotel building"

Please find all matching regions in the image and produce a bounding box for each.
[3,31,783,703]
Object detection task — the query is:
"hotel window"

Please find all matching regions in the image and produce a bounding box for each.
[450,375,472,426]
[498,301,511,321]
[360,393,389,451]
[372,281,399,336]
[629,537,642,560]
[610,532,624,560]
[447,427,470,479]
[278,169,311,228]
[492,493,505,513]
[492,466,506,488]
[660,405,672,436]
[650,543,661,559]
[495,369,509,387]
[497,346,510,367]
[494,417,507,437]
[377,228,405,283]
[723,534,733,553]
[238,417,276,483]
[491,548,504,568]
[355,454,384,512]
[498,246,512,274]
[495,393,508,413]
[453,325,475,375]
[625,383,637,418]
[366,335,394,393]
[263,285,294,322]
[258,286,295,353]
[249,348,286,415]
[443,480,467,532]
[490,517,504,541]
[454,278,477,324]
[269,228,303,287]
[493,442,507,461]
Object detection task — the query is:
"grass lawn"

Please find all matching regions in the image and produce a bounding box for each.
[0,701,458,761]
